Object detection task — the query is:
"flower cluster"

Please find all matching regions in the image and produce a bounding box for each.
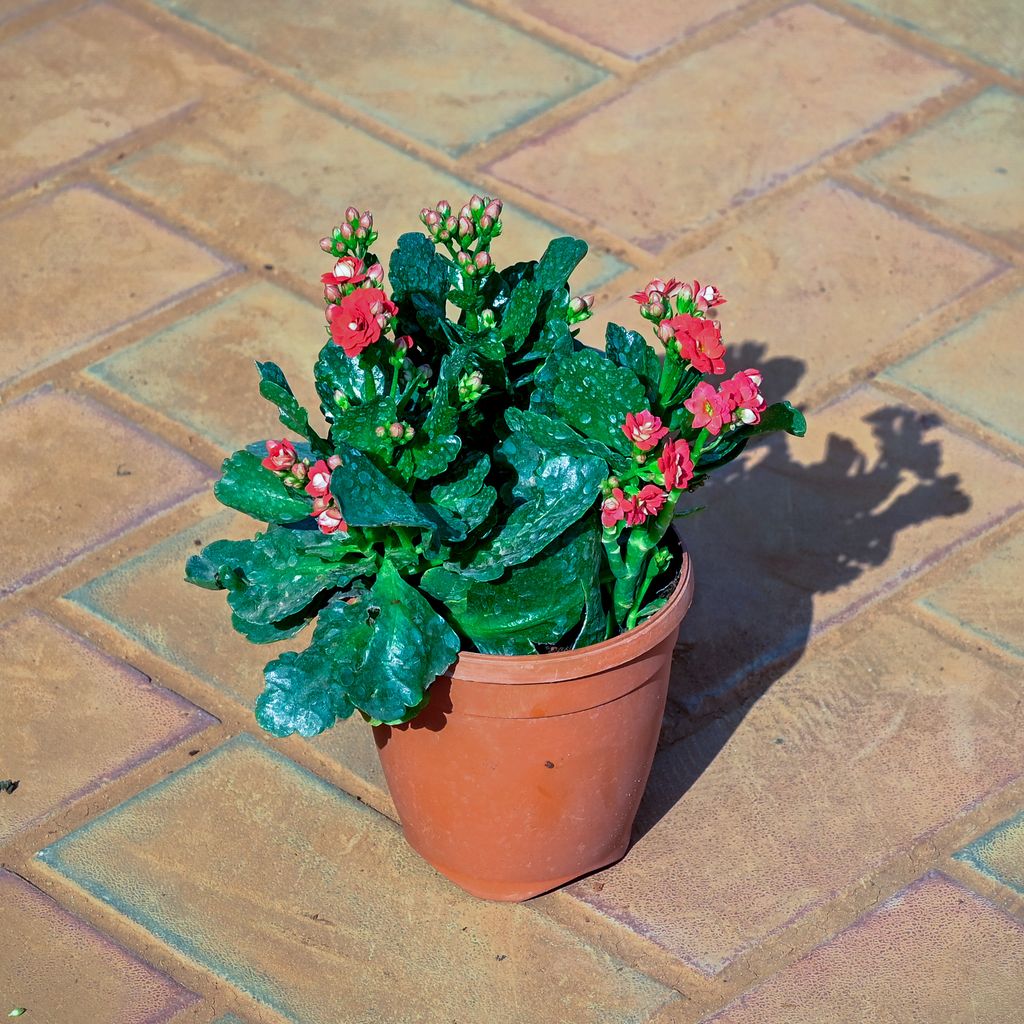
[261,440,347,534]
[420,195,502,279]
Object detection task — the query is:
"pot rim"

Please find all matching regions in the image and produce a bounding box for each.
[446,544,693,685]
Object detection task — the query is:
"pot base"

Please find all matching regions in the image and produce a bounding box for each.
[417,838,631,902]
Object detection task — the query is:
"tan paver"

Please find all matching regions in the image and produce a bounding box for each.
[702,873,1024,1023]
[955,811,1024,897]
[111,84,624,287]
[0,869,200,1023]
[88,282,326,451]
[66,514,389,804]
[0,612,214,843]
[488,5,963,251]
[581,181,1002,406]
[856,89,1024,249]
[38,737,679,1024]
[0,2,243,196]
[884,288,1024,446]
[569,613,1023,973]
[0,388,212,595]
[1,186,233,387]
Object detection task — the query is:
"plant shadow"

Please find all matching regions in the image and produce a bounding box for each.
[632,341,972,842]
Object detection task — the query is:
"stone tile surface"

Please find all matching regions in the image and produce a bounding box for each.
[39,737,677,1024]
[112,85,624,288]
[153,0,603,154]
[919,529,1024,660]
[66,515,388,801]
[702,873,1024,1023]
[668,385,1024,712]
[955,811,1024,896]
[884,288,1024,446]
[510,0,753,59]
[849,0,1024,78]
[1,186,232,386]
[0,869,200,1023]
[857,89,1024,249]
[489,5,963,251]
[0,2,242,196]
[89,282,325,451]
[0,388,211,595]
[581,182,1001,405]
[571,613,1024,974]
[0,613,214,842]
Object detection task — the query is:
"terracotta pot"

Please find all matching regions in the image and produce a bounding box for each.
[373,547,694,902]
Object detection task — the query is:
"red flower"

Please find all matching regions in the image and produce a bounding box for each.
[666,314,726,375]
[261,439,297,472]
[321,255,367,288]
[316,506,348,535]
[721,368,766,425]
[658,438,694,492]
[691,281,725,312]
[622,410,668,451]
[328,288,397,357]
[626,485,668,526]
[305,459,333,498]
[684,381,733,436]
[630,277,684,303]
[601,488,633,529]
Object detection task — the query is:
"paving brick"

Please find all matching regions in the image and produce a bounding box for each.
[918,528,1024,661]
[1,186,232,387]
[0,613,214,843]
[569,611,1023,974]
[39,737,678,1024]
[857,89,1024,249]
[702,873,1024,1023]
[113,85,624,291]
[0,388,211,595]
[0,869,199,1023]
[580,181,1001,406]
[884,288,1024,446]
[112,85,624,289]
[66,514,388,802]
[955,811,1024,897]
[849,0,1024,79]
[488,5,962,252]
[89,282,325,452]
[153,0,603,154]
[669,385,1024,713]
[0,2,242,197]
[508,0,753,59]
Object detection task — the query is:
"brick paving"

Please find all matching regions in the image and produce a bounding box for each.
[0,1,1021,1021]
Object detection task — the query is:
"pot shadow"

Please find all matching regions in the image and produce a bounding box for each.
[632,341,972,842]
[374,680,454,747]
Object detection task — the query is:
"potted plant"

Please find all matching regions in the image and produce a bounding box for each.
[186,196,805,900]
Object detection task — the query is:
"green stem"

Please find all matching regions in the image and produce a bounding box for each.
[626,555,661,631]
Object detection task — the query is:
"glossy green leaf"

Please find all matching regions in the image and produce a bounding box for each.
[427,454,497,543]
[315,339,387,409]
[214,450,312,524]
[604,323,661,401]
[329,395,398,458]
[697,401,807,470]
[256,361,326,452]
[330,445,433,529]
[389,231,451,341]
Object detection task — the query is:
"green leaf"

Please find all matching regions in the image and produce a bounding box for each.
[184,538,252,590]
[457,417,607,581]
[604,323,661,401]
[214,451,312,524]
[329,395,397,458]
[552,347,647,453]
[697,401,807,470]
[428,454,497,542]
[389,232,451,341]
[397,348,466,481]
[423,518,601,655]
[256,361,325,452]
[505,407,625,473]
[315,340,387,409]
[331,445,433,529]
[498,276,543,347]
[230,609,314,644]
[535,236,588,296]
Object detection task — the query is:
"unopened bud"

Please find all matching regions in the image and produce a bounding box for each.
[292,462,308,480]
[656,320,676,343]
[569,294,594,315]
[345,206,359,223]
[424,209,440,228]
[366,262,384,282]
[327,454,342,469]
[359,212,373,230]
[484,199,502,219]
[463,261,476,277]
[474,251,492,270]
[320,237,333,252]
[635,454,647,465]
[389,422,405,439]
[355,227,367,240]
[480,308,496,328]
[445,215,458,232]
[470,194,485,214]
[404,426,415,441]
[456,250,472,267]
[458,215,474,239]
[324,283,341,302]
[375,426,387,438]
[679,284,694,302]
[417,363,433,380]
[607,476,620,489]
[480,214,495,232]
[459,203,472,221]
[436,200,451,217]
[340,223,354,240]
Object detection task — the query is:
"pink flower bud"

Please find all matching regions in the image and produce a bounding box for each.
[464,262,476,277]
[445,216,458,232]
[404,425,415,441]
[319,237,333,252]
[292,462,307,481]
[457,250,472,266]
[324,283,341,301]
[470,194,484,214]
[375,314,390,329]
[395,334,414,350]
[389,422,405,439]
[478,214,493,231]
[459,203,472,221]
[458,216,474,238]
[359,211,373,230]
[340,223,354,240]
[474,251,492,270]
[327,454,342,469]
[366,263,384,282]
[345,206,359,223]
[642,299,665,319]
[419,207,431,224]
[355,227,367,240]
[656,320,676,343]
[569,293,594,315]
[424,209,440,228]
[436,200,451,216]
[375,426,387,437]
[484,199,502,219]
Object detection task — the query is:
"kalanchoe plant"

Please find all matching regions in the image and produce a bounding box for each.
[186,198,806,737]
